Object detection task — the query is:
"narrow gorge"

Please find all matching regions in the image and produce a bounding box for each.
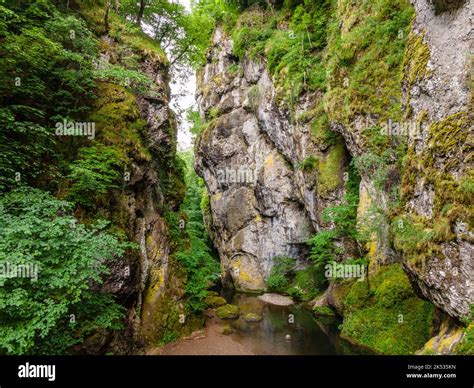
[0,0,472,357]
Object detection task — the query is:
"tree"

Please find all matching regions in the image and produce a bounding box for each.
[121,0,214,69]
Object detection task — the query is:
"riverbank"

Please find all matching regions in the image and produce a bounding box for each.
[147,294,369,355]
[147,310,255,355]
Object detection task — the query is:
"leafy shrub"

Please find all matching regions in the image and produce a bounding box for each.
[307,230,337,265]
[93,64,155,95]
[266,256,294,292]
[286,286,304,300]
[0,188,131,355]
[174,152,219,312]
[0,4,98,191]
[67,146,123,208]
[267,273,289,292]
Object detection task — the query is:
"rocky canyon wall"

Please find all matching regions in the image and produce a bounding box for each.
[195,0,473,352]
[195,27,352,292]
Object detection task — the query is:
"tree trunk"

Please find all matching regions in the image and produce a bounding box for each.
[137,0,145,26]
[104,1,110,33]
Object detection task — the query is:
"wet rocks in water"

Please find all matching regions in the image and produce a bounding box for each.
[216,304,240,319]
[243,313,263,322]
[258,293,294,306]
[205,296,227,308]
[231,318,254,333]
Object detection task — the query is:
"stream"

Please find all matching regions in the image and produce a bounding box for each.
[225,294,370,355]
[155,293,371,355]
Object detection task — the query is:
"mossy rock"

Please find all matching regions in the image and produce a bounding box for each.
[243,313,263,322]
[205,296,227,308]
[206,290,219,297]
[340,264,435,354]
[216,304,240,319]
[313,305,336,317]
[454,322,474,355]
[221,325,234,335]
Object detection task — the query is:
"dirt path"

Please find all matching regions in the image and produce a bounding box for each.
[147,311,255,355]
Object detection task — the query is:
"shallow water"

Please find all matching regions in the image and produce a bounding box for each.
[226,294,371,355]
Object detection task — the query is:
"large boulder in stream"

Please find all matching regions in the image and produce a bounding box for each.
[205,296,227,308]
[216,304,240,319]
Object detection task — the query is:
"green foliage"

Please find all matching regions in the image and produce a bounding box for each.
[193,0,240,30]
[174,152,219,312]
[0,188,131,355]
[286,286,303,300]
[454,321,474,355]
[266,256,293,292]
[307,230,337,265]
[297,156,318,171]
[354,138,404,196]
[391,215,434,257]
[267,256,324,299]
[292,265,325,300]
[231,1,331,107]
[186,109,206,135]
[267,273,289,292]
[121,0,215,68]
[93,64,155,95]
[313,305,336,317]
[325,0,414,124]
[67,145,123,208]
[0,1,98,191]
[308,161,361,263]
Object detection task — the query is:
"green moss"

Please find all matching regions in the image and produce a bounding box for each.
[454,323,474,355]
[398,111,473,265]
[90,82,151,162]
[341,264,435,354]
[325,0,414,126]
[313,305,336,317]
[402,31,431,88]
[216,304,240,319]
[344,280,371,313]
[297,156,318,172]
[243,313,263,322]
[205,296,227,308]
[318,142,346,197]
[207,107,221,120]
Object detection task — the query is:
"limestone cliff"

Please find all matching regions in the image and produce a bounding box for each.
[195,27,352,292]
[398,0,473,321]
[195,0,473,354]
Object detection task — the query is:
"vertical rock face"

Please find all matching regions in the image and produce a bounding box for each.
[86,32,190,353]
[196,0,472,326]
[398,0,473,320]
[195,28,350,292]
